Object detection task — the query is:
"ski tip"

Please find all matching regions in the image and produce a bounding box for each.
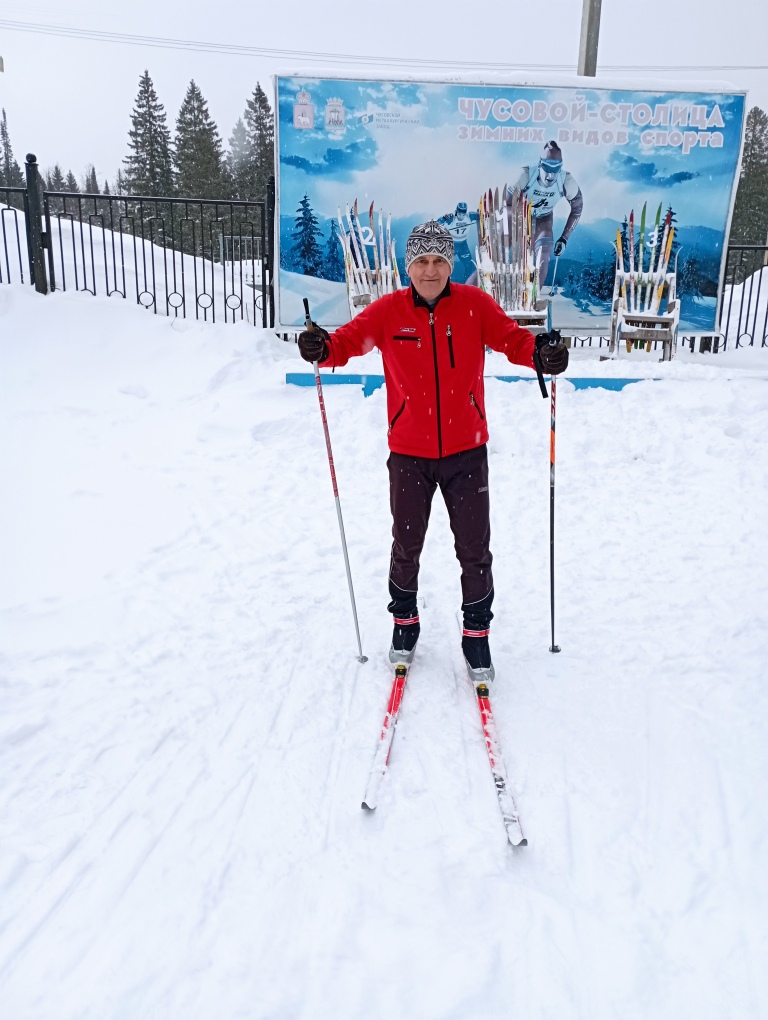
[361,800,376,812]
[513,836,528,848]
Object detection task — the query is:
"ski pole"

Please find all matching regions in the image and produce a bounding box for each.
[548,348,561,654]
[303,298,367,664]
[549,254,559,296]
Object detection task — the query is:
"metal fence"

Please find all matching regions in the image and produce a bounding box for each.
[0,185,28,285]
[719,245,768,349]
[3,156,767,348]
[1,154,275,328]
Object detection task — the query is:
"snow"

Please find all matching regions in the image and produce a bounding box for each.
[1,282,767,1018]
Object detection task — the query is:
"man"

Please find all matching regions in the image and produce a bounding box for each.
[508,140,583,286]
[437,201,479,283]
[298,220,567,682]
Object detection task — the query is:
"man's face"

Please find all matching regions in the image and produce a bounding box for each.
[538,160,562,186]
[409,255,452,302]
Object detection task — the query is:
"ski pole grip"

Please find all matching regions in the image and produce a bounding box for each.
[302,297,314,332]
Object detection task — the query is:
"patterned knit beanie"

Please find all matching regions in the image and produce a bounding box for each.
[405,220,454,272]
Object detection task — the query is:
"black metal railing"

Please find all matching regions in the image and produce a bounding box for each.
[1,154,275,327]
[0,186,28,285]
[719,245,768,349]
[4,156,768,349]
[44,191,270,327]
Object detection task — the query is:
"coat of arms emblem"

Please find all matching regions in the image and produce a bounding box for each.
[293,90,314,130]
[325,98,346,134]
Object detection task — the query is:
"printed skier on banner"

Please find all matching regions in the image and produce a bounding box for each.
[507,140,583,289]
[437,202,479,283]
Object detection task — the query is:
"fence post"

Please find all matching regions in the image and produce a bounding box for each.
[24,154,48,295]
[267,174,275,328]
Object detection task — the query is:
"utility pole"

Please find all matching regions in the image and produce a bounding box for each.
[578,0,602,77]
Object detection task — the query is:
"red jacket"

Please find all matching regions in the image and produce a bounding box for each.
[322,283,537,458]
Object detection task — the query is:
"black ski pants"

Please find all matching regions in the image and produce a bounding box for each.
[387,444,494,628]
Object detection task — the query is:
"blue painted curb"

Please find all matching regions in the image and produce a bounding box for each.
[285,373,658,395]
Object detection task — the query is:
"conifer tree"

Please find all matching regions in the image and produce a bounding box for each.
[174,80,228,198]
[323,218,346,282]
[83,165,100,195]
[227,117,251,199]
[291,194,323,276]
[730,106,768,248]
[123,71,174,197]
[46,164,65,191]
[64,170,80,193]
[0,108,24,189]
[244,82,274,200]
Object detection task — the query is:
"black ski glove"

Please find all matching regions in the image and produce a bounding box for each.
[535,330,569,374]
[298,325,330,364]
[553,236,567,257]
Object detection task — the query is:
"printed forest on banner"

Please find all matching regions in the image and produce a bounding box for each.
[274,76,746,332]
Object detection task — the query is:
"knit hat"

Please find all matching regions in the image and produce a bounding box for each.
[405,220,454,272]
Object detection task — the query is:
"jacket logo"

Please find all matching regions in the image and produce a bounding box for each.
[398,326,416,332]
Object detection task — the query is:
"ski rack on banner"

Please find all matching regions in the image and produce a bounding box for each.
[337,199,402,318]
[475,184,549,332]
[608,203,680,362]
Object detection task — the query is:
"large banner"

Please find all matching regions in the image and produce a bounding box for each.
[274,75,746,332]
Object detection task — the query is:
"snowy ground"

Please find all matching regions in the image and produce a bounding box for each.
[1,284,767,1019]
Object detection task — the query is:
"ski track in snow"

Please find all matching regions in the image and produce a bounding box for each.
[1,284,767,1018]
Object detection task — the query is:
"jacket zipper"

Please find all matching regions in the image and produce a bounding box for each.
[470,391,485,421]
[388,399,406,436]
[446,324,454,368]
[394,335,421,346]
[430,311,443,457]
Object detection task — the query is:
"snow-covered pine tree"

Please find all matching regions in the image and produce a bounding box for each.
[174,81,228,198]
[323,218,345,282]
[0,109,24,191]
[64,170,80,193]
[291,195,323,276]
[678,247,702,298]
[244,82,274,201]
[123,71,175,197]
[227,118,251,200]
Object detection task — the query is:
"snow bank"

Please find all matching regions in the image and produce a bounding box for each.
[1,285,767,1019]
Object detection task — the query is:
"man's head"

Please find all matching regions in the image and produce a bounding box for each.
[538,140,563,185]
[405,220,453,302]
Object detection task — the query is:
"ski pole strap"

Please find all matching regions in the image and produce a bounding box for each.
[394,616,419,626]
[463,628,491,638]
[532,346,549,399]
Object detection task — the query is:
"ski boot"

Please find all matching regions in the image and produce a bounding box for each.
[389,615,420,665]
[462,627,495,684]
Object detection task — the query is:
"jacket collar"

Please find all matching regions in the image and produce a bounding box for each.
[410,280,452,310]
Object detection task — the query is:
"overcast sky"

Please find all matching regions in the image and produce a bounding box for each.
[1,0,766,186]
